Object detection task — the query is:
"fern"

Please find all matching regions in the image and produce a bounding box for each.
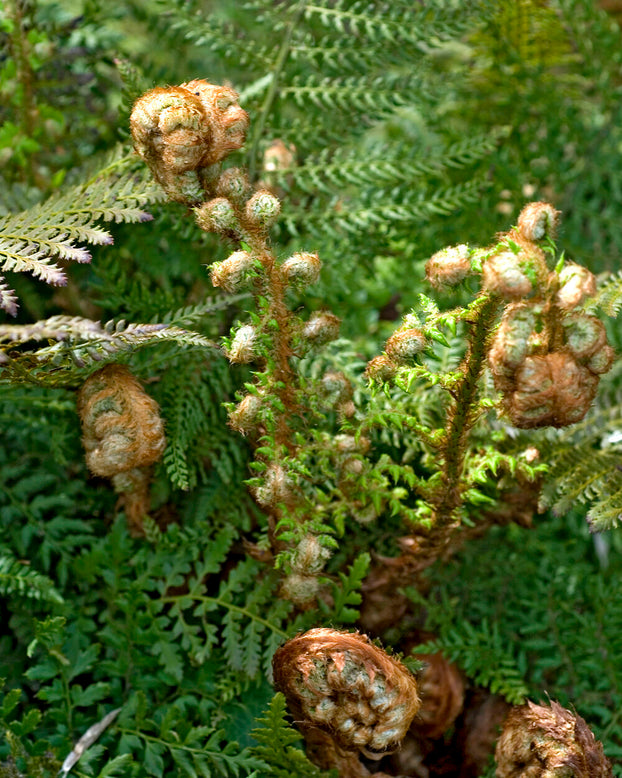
[0,147,164,315]
[0,549,63,606]
[250,693,335,778]
[586,270,622,318]
[0,315,218,385]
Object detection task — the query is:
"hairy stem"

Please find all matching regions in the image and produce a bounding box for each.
[431,293,500,527]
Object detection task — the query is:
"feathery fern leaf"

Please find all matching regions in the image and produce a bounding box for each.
[0,147,164,315]
[0,549,63,605]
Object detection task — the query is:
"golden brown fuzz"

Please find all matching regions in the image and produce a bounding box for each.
[495,700,612,778]
[77,364,165,535]
[272,628,420,759]
[130,80,248,204]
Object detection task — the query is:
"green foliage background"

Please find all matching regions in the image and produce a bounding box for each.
[1,1,622,776]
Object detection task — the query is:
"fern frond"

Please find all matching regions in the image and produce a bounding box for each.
[288,178,487,238]
[0,315,218,383]
[0,147,163,314]
[0,549,63,605]
[275,132,504,196]
[250,693,333,778]
[585,270,622,317]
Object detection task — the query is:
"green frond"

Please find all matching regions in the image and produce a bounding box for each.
[414,621,529,705]
[585,270,622,318]
[0,549,63,606]
[0,315,218,385]
[250,693,334,778]
[0,147,163,315]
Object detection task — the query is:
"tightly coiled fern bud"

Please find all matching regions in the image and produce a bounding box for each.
[482,244,548,301]
[516,201,560,242]
[272,628,420,759]
[77,364,166,536]
[495,700,612,777]
[425,244,471,289]
[210,250,255,293]
[130,80,248,205]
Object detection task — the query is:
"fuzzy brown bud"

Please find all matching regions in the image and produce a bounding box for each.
[562,313,607,361]
[194,197,239,234]
[587,344,616,375]
[384,327,427,366]
[215,167,251,206]
[410,652,465,739]
[495,700,612,777]
[228,393,262,435]
[425,244,471,289]
[130,81,248,204]
[77,365,165,478]
[254,463,293,507]
[516,201,560,242]
[488,303,540,380]
[482,245,547,300]
[507,351,599,428]
[281,252,321,288]
[263,139,296,173]
[273,628,420,757]
[291,535,332,575]
[302,312,341,346]
[365,355,398,383]
[245,189,281,229]
[321,371,352,403]
[210,250,255,293]
[280,574,321,607]
[556,262,597,310]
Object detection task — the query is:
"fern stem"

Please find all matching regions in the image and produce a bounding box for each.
[247,1,306,181]
[432,293,500,527]
[160,594,289,638]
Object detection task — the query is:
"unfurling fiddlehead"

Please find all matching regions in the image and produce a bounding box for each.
[484,202,614,428]
[272,628,420,775]
[130,80,249,205]
[77,364,165,536]
[495,700,612,777]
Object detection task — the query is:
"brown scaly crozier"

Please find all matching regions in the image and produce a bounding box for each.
[273,628,420,777]
[495,700,613,777]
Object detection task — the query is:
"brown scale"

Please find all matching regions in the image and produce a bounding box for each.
[495,700,612,778]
